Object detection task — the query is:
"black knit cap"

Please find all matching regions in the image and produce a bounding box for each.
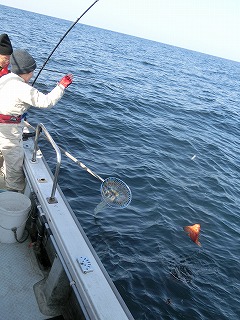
[10,49,36,75]
[0,33,13,55]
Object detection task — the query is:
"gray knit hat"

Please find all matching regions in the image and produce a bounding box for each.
[0,33,13,55]
[10,49,36,75]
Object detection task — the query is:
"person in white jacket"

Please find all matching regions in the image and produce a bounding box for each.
[0,49,73,192]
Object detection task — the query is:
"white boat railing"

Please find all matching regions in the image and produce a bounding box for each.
[31,123,61,204]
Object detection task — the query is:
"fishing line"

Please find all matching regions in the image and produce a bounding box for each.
[42,68,68,75]
[32,0,99,86]
[37,68,83,81]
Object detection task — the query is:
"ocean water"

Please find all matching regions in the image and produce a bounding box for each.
[1,4,240,320]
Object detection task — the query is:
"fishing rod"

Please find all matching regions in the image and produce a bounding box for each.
[32,0,99,86]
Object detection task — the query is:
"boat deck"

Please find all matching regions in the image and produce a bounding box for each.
[0,236,55,320]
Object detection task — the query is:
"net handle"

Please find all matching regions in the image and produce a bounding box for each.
[24,120,103,182]
[59,147,104,182]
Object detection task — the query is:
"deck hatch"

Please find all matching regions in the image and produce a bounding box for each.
[77,256,94,274]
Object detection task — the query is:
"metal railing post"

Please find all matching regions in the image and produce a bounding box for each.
[32,123,61,203]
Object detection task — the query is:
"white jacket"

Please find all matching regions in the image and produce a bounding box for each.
[0,73,65,116]
[0,73,66,191]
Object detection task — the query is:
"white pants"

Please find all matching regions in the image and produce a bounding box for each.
[0,123,25,191]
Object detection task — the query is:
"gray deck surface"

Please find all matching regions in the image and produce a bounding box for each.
[0,236,53,320]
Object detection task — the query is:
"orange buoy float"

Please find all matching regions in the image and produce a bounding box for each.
[183,223,201,246]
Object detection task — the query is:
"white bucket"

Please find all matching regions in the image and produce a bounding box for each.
[0,192,31,243]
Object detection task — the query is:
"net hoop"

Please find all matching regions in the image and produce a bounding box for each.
[100,177,132,209]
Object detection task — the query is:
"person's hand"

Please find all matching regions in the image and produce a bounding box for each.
[59,74,73,88]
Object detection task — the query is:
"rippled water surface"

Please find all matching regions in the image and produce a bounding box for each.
[1,4,240,319]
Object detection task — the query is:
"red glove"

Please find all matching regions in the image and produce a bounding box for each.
[59,74,73,88]
[0,66,9,77]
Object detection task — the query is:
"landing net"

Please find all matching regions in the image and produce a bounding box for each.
[100,177,132,208]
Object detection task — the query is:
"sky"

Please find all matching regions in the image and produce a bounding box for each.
[1,0,240,62]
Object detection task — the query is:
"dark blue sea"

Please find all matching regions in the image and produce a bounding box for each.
[1,4,240,320]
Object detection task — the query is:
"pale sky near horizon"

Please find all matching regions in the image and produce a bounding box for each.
[1,0,240,62]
